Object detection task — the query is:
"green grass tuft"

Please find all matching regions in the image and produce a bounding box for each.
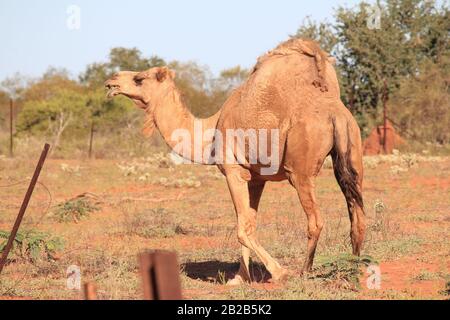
[313,254,377,290]
[52,197,100,223]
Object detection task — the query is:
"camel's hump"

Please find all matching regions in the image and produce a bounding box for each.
[252,38,333,92]
[254,38,330,66]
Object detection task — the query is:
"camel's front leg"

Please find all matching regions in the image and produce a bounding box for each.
[228,181,266,285]
[225,170,288,283]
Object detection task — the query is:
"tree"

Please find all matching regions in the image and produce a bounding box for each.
[80,47,165,88]
[168,61,216,117]
[391,58,450,143]
[338,1,449,124]
[85,88,134,157]
[16,89,90,153]
[293,0,450,136]
[108,47,165,72]
[216,66,249,92]
[0,72,29,100]
[165,62,249,118]
[22,67,82,102]
[0,90,9,125]
[293,17,338,54]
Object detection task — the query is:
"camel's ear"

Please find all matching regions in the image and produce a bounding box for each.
[155,67,175,82]
[327,56,336,65]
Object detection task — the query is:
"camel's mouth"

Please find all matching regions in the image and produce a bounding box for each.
[105,84,121,98]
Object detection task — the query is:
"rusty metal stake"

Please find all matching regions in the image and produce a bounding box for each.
[0,143,50,274]
[88,120,94,159]
[83,282,97,300]
[9,98,14,158]
[383,79,388,154]
[138,250,182,300]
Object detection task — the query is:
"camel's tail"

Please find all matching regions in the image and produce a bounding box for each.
[331,116,364,209]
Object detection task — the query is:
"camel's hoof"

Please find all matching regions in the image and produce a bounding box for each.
[270,268,290,283]
[226,275,246,286]
[300,265,313,276]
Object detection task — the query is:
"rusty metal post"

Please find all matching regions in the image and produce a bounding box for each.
[138,250,182,300]
[83,282,97,300]
[383,80,388,154]
[9,98,14,158]
[88,120,94,159]
[0,143,50,274]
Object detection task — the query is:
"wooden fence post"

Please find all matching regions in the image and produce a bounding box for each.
[83,282,97,300]
[138,250,182,300]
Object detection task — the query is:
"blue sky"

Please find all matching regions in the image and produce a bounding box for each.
[0,0,363,81]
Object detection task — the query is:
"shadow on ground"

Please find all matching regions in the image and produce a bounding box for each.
[181,260,271,283]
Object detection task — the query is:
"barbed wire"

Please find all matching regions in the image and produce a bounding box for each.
[0,179,53,228]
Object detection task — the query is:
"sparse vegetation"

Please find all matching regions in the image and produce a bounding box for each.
[0,229,64,263]
[51,195,100,223]
[0,153,447,299]
[412,270,441,281]
[314,254,377,290]
[121,207,188,239]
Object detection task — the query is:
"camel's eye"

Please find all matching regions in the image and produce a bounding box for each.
[134,77,144,86]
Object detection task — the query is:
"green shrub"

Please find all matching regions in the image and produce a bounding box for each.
[52,197,100,222]
[0,229,64,263]
[314,254,377,290]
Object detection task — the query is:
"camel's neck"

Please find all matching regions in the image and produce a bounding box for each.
[151,84,221,164]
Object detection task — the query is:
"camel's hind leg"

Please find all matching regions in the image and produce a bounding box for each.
[331,117,366,255]
[225,168,288,282]
[287,174,324,273]
[284,121,334,273]
[228,180,266,285]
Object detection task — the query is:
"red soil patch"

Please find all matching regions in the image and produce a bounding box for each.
[107,184,158,194]
[410,176,450,190]
[360,255,448,299]
[177,236,227,250]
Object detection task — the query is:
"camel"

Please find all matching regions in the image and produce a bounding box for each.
[105,38,366,284]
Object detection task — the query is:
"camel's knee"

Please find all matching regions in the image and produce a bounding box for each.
[237,229,248,246]
[307,220,324,240]
[237,217,256,246]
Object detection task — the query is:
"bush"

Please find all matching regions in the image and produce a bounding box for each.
[52,194,100,223]
[392,59,450,144]
[314,254,377,290]
[0,229,64,263]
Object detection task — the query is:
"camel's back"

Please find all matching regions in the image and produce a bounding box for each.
[218,39,341,132]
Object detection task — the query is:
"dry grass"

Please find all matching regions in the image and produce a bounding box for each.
[0,151,449,299]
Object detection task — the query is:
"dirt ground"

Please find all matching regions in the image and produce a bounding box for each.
[0,152,449,300]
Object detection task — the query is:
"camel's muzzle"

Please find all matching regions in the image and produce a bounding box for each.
[105,82,121,98]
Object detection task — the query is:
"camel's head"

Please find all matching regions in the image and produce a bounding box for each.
[105,66,176,136]
[104,66,175,109]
